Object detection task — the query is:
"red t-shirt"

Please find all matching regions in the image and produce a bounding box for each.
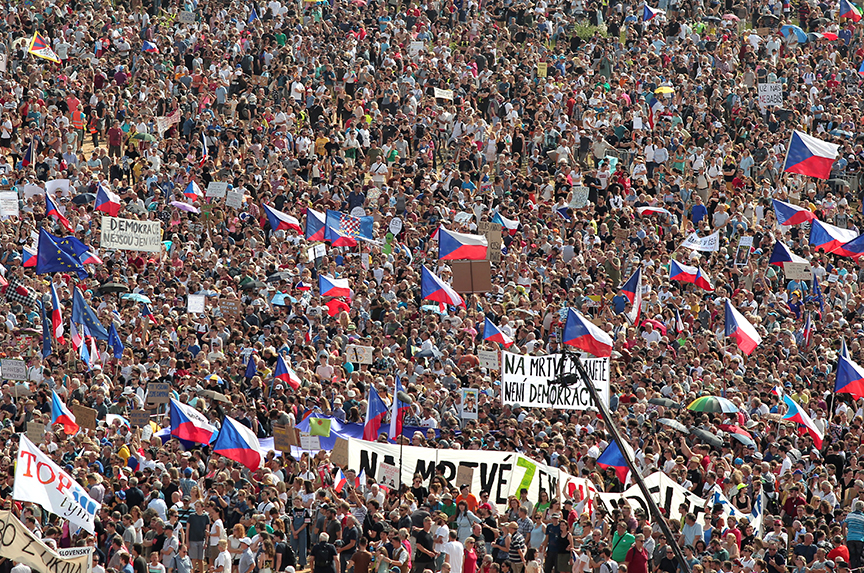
[625,546,649,573]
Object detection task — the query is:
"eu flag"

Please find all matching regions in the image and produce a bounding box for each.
[245,354,257,379]
[43,230,92,264]
[40,300,52,359]
[71,287,109,340]
[108,323,125,360]
[35,228,88,279]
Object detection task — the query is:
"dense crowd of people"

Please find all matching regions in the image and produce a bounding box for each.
[2,0,864,573]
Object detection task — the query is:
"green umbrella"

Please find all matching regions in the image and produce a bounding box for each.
[131,132,157,142]
[687,396,739,413]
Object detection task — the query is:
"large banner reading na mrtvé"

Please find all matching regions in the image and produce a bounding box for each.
[500,351,610,410]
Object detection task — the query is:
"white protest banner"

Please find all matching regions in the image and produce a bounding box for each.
[307,243,326,261]
[433,87,454,100]
[680,230,720,252]
[187,294,206,314]
[344,437,594,510]
[757,83,783,109]
[0,510,91,573]
[156,108,181,136]
[101,216,163,252]
[596,471,710,526]
[206,182,228,198]
[501,351,610,410]
[478,349,499,370]
[226,189,244,209]
[0,191,18,217]
[45,178,70,198]
[461,388,479,420]
[13,435,101,533]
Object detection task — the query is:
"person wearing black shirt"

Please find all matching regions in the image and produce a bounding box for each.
[765,541,786,573]
[310,533,340,573]
[412,516,436,573]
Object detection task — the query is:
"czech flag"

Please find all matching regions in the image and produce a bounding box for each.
[141,41,159,53]
[22,246,37,268]
[725,299,762,355]
[438,228,488,260]
[669,260,714,291]
[22,139,34,167]
[363,387,389,441]
[643,4,664,19]
[620,268,643,326]
[95,184,122,216]
[212,416,266,471]
[274,354,301,390]
[769,241,808,266]
[46,193,74,233]
[319,275,352,298]
[141,303,157,325]
[170,398,217,444]
[184,181,203,200]
[562,308,613,358]
[295,281,311,291]
[389,377,411,440]
[835,354,864,399]
[50,283,64,343]
[492,212,520,235]
[305,208,326,241]
[809,219,858,254]
[647,95,664,130]
[199,132,208,167]
[483,316,514,348]
[772,198,816,226]
[50,390,79,435]
[596,441,631,483]
[421,265,465,308]
[841,338,850,359]
[636,206,672,217]
[674,308,686,333]
[841,0,863,21]
[334,468,350,493]
[835,233,864,259]
[781,395,823,448]
[803,311,812,349]
[783,130,839,179]
[263,204,302,232]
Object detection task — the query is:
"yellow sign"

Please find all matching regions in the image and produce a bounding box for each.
[537,62,547,77]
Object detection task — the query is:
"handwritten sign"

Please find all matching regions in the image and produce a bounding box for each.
[345,345,373,364]
[299,434,320,451]
[187,294,206,314]
[206,182,228,198]
[146,382,171,405]
[220,299,243,317]
[456,465,475,488]
[378,462,399,489]
[0,192,18,217]
[178,10,196,23]
[477,221,502,263]
[0,359,26,381]
[273,425,294,452]
[129,410,150,427]
[478,349,499,370]
[537,62,548,77]
[26,422,44,444]
[331,437,349,468]
[433,87,454,101]
[783,262,812,281]
[71,405,97,431]
[225,190,244,209]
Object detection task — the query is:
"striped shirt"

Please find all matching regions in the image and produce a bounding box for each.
[508,532,526,563]
[845,511,864,541]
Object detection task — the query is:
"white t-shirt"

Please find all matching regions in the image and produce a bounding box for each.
[209,519,224,546]
[215,550,232,572]
[443,541,464,573]
[434,525,450,552]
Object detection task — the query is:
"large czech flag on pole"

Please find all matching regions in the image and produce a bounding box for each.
[438,228,488,260]
[643,4,664,20]
[620,268,643,326]
[263,204,302,232]
[782,395,823,448]
[363,387,388,441]
[669,260,714,291]
[841,0,863,21]
[483,316,514,348]
[837,234,864,259]
[50,390,79,435]
[772,198,816,226]
[305,208,326,241]
[274,354,302,390]
[809,219,858,254]
[389,377,411,440]
[783,130,839,179]
[769,241,808,266]
[835,354,864,399]
[95,184,122,216]
[421,265,465,308]
[170,398,216,444]
[724,299,762,355]
[212,416,265,471]
[562,308,613,358]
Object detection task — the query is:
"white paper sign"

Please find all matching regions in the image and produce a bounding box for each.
[178,10,196,23]
[0,191,18,217]
[13,435,101,533]
[300,434,320,450]
[307,243,326,261]
[461,388,479,420]
[1,359,27,381]
[350,206,366,218]
[783,262,813,280]
[378,462,399,489]
[345,345,374,364]
[226,189,244,209]
[680,230,720,252]
[409,41,424,56]
[187,294,206,314]
[757,83,783,108]
[45,178,70,198]
[633,116,643,130]
[433,87,454,100]
[100,216,163,252]
[478,349,500,370]
[501,352,610,410]
[389,217,403,235]
[22,184,44,199]
[206,181,228,198]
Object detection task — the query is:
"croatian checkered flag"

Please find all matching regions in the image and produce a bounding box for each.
[5,276,38,308]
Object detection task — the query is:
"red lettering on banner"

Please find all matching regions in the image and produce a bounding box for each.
[19,450,37,476]
[36,462,55,484]
[56,472,72,495]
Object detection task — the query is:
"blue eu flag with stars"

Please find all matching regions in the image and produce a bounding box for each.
[71,287,109,340]
[35,228,88,280]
